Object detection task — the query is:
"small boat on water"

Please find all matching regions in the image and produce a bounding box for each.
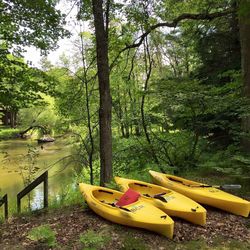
[115,176,206,226]
[79,183,174,238]
[37,137,55,143]
[149,170,250,217]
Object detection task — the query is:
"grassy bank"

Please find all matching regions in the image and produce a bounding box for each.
[0,127,20,140]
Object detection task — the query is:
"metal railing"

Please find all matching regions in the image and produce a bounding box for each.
[17,171,48,213]
[0,194,8,219]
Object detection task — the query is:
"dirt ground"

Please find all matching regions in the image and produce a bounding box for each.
[0,204,249,249]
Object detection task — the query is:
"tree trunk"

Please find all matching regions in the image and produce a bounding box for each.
[3,110,9,125]
[92,0,112,186]
[79,30,95,185]
[19,125,47,138]
[239,1,250,152]
[10,111,16,128]
[141,42,161,168]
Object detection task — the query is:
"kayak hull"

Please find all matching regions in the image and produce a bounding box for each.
[149,170,250,217]
[115,177,206,226]
[79,183,174,238]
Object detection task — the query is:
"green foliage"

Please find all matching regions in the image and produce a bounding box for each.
[0,127,20,139]
[18,101,60,135]
[19,145,40,187]
[27,224,57,248]
[209,237,250,250]
[227,240,250,250]
[1,0,249,193]
[0,0,69,129]
[156,71,248,146]
[113,131,204,174]
[50,182,83,208]
[0,0,69,52]
[79,229,108,250]
[0,54,58,121]
[193,16,241,85]
[181,239,207,250]
[197,146,250,176]
[74,159,101,185]
[238,0,250,18]
[121,234,149,250]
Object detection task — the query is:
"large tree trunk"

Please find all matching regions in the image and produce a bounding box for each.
[239,1,250,152]
[92,0,113,186]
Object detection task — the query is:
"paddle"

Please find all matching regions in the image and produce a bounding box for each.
[191,184,242,189]
[167,177,241,189]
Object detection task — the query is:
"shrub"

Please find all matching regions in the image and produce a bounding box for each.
[121,235,148,250]
[27,224,57,248]
[79,229,108,250]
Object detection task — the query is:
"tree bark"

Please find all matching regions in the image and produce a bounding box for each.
[239,1,250,152]
[141,41,161,168]
[80,29,95,185]
[19,125,47,138]
[92,0,112,186]
[10,111,17,128]
[2,110,9,125]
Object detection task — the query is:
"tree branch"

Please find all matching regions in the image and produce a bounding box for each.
[109,8,234,71]
[127,8,234,50]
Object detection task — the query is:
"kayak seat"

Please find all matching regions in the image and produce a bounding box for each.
[116,188,140,207]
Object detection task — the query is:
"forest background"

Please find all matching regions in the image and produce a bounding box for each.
[1,0,250,191]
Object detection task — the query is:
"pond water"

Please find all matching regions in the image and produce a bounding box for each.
[0,137,79,215]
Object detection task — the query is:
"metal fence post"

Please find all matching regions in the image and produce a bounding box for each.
[17,171,49,213]
[0,194,8,219]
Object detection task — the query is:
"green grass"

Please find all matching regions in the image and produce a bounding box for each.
[162,238,250,250]
[121,234,149,250]
[27,224,57,248]
[0,126,20,139]
[79,229,109,250]
[49,183,84,209]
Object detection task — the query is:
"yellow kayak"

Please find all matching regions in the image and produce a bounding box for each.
[149,170,250,217]
[115,177,206,226]
[79,183,174,238]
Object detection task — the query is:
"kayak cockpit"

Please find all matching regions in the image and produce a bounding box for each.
[128,182,172,198]
[92,189,120,205]
[167,176,205,187]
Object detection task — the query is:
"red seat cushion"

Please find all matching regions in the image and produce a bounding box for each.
[116,188,140,207]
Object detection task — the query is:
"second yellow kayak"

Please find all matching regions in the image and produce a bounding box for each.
[115,176,206,226]
[149,170,250,217]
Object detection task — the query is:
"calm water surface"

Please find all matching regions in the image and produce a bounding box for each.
[0,138,76,214]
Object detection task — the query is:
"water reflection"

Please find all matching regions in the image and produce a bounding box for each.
[30,185,43,210]
[0,138,76,215]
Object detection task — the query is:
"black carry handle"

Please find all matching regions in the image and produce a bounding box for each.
[101,200,131,212]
